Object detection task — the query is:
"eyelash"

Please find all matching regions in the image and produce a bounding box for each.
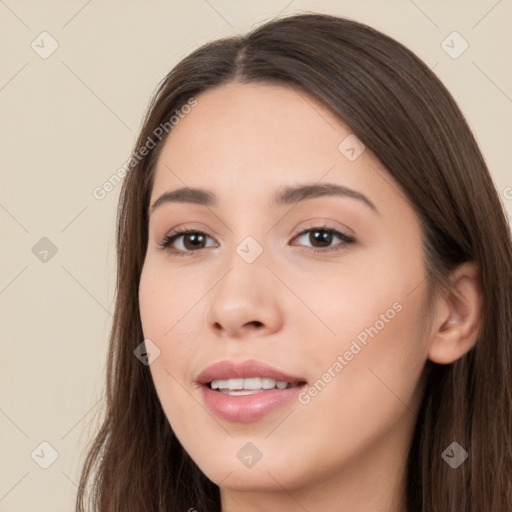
[158,225,355,257]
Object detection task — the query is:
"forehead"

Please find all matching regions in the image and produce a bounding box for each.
[157,82,343,165]
[150,82,403,216]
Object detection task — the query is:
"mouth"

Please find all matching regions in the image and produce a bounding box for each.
[207,377,306,396]
[196,359,308,422]
[196,359,307,389]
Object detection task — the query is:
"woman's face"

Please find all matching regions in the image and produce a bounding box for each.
[139,82,432,503]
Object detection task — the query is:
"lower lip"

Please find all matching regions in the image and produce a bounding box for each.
[200,384,306,423]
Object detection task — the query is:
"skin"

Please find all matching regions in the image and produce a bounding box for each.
[138,82,482,512]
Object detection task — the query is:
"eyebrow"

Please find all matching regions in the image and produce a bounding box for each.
[149,182,378,214]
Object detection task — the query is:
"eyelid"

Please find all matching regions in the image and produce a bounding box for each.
[158,225,217,254]
[158,220,356,257]
[289,225,355,253]
[290,217,355,239]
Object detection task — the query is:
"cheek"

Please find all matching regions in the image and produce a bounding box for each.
[292,236,429,415]
[138,269,199,430]
[139,260,207,405]
[278,291,428,482]
[298,283,427,405]
[291,251,424,353]
[298,267,429,430]
[139,259,205,340]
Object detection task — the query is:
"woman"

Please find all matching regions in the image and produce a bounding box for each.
[76,13,512,512]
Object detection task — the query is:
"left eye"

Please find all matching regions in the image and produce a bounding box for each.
[291,227,355,252]
[158,226,355,256]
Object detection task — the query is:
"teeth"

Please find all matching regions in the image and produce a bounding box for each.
[228,378,244,390]
[219,389,261,396]
[211,379,229,390]
[210,377,295,391]
[261,378,276,389]
[243,377,263,390]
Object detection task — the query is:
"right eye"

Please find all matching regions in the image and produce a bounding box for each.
[158,228,218,256]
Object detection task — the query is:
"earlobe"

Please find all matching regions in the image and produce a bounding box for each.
[427,262,483,365]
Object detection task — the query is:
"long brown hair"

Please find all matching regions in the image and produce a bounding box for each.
[76,13,512,511]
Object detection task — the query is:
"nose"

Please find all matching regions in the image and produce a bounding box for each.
[206,258,284,339]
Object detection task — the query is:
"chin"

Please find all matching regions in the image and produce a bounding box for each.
[209,468,291,492]
[193,451,308,492]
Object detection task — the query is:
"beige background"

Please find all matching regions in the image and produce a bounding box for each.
[1,1,511,510]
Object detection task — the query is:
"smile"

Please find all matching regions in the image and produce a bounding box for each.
[210,377,302,395]
[197,360,307,422]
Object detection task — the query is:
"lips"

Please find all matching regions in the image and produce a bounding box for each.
[196,359,308,423]
[196,359,306,386]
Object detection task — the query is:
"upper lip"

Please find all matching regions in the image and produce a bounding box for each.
[196,359,307,385]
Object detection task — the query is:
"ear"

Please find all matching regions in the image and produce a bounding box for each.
[428,262,483,365]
